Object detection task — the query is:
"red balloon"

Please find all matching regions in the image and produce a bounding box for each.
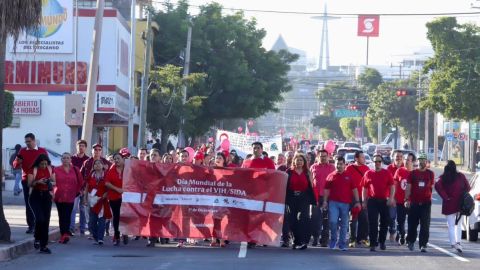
[324,140,336,155]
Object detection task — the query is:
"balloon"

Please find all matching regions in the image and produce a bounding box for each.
[324,140,336,155]
[208,137,214,143]
[220,138,230,152]
[184,147,195,163]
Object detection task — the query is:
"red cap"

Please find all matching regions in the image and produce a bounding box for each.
[119,147,131,158]
[194,151,204,161]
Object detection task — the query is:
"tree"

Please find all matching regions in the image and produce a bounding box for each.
[339,118,359,140]
[2,91,14,128]
[311,115,343,140]
[358,67,383,93]
[422,17,480,121]
[0,0,42,243]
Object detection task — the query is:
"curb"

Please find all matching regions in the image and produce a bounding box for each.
[0,228,61,262]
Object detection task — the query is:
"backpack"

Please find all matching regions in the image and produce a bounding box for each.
[455,179,474,224]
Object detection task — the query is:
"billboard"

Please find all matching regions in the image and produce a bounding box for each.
[11,0,73,53]
[358,15,380,37]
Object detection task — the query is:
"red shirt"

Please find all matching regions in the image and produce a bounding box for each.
[241,156,275,169]
[325,170,356,204]
[407,169,434,204]
[13,147,48,181]
[310,162,335,200]
[345,164,370,196]
[31,167,52,191]
[362,169,394,200]
[105,165,123,201]
[393,167,411,203]
[387,163,403,177]
[87,171,108,197]
[53,166,83,203]
[287,170,309,192]
[71,154,89,169]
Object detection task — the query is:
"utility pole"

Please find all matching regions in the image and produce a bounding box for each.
[424,109,429,153]
[128,0,137,152]
[137,9,153,149]
[433,112,439,165]
[177,18,192,148]
[377,120,382,144]
[82,0,105,145]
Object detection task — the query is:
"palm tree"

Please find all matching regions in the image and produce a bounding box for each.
[0,0,42,243]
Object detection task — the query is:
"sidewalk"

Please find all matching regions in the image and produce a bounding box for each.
[0,190,60,261]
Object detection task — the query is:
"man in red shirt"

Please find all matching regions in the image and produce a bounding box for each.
[345,151,370,247]
[71,140,89,169]
[405,153,434,253]
[13,133,48,234]
[386,150,404,242]
[322,156,360,251]
[362,154,395,251]
[310,150,335,247]
[241,142,275,170]
[393,153,415,245]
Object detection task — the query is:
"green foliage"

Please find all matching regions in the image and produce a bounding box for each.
[358,68,383,94]
[2,91,14,128]
[339,118,359,140]
[311,114,343,140]
[422,17,480,120]
[365,115,388,144]
[319,128,337,140]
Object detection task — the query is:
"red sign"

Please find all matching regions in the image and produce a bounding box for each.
[358,15,380,37]
[120,160,288,246]
[13,99,41,115]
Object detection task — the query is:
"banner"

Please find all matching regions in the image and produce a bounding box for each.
[357,15,380,37]
[11,0,73,53]
[120,160,288,246]
[215,129,282,158]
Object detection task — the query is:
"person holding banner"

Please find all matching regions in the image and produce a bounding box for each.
[211,152,228,247]
[285,153,316,250]
[241,142,275,170]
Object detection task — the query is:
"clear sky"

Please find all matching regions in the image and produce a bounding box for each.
[155,0,480,66]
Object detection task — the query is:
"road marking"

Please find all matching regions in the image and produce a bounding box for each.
[238,242,248,258]
[431,197,438,201]
[428,243,469,262]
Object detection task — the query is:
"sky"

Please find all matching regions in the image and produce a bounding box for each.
[153,0,480,67]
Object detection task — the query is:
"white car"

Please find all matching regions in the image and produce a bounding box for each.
[462,171,480,241]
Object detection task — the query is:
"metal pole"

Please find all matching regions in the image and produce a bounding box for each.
[433,112,438,165]
[425,109,429,154]
[366,37,369,66]
[81,0,105,145]
[417,77,421,152]
[177,19,192,148]
[127,0,137,152]
[361,110,365,145]
[74,0,79,94]
[137,10,152,149]
[377,120,382,144]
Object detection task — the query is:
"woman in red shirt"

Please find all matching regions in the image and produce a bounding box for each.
[285,153,316,250]
[211,152,228,247]
[27,154,56,254]
[54,153,83,244]
[105,152,128,246]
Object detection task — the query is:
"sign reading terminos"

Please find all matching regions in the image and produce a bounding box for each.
[13,100,42,116]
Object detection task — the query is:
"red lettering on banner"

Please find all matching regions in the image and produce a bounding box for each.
[5,61,14,84]
[30,61,37,84]
[77,62,88,84]
[15,61,29,84]
[53,62,64,84]
[37,61,52,84]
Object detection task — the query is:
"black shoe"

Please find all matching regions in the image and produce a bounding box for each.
[247,242,256,249]
[370,246,376,252]
[33,240,40,249]
[299,244,308,250]
[98,240,104,245]
[320,242,328,247]
[395,234,400,243]
[312,237,318,247]
[292,244,297,250]
[146,240,155,247]
[114,238,120,246]
[26,228,34,234]
[420,246,427,253]
[281,243,289,248]
[39,247,51,254]
[408,242,414,251]
[122,235,129,245]
[68,230,75,237]
[380,243,386,250]
[399,237,406,245]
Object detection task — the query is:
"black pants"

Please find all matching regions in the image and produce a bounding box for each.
[407,202,431,248]
[282,206,291,243]
[110,199,122,239]
[350,205,369,243]
[22,181,35,230]
[29,190,52,248]
[367,198,389,247]
[310,197,329,245]
[56,202,74,235]
[286,193,311,246]
[396,204,407,238]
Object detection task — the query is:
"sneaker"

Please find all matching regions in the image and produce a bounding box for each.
[399,237,406,246]
[26,228,34,234]
[328,240,337,249]
[370,246,376,252]
[348,241,356,248]
[39,247,51,254]
[420,246,427,253]
[340,246,348,251]
[299,244,308,250]
[379,242,386,250]
[408,242,414,251]
[455,243,463,253]
[291,244,297,250]
[33,240,40,249]
[360,239,370,247]
[176,241,184,248]
[122,235,129,245]
[113,238,120,246]
[280,242,289,248]
[147,240,155,247]
[98,240,104,245]
[395,233,400,243]
[312,237,318,247]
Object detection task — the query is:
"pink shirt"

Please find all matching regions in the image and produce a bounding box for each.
[310,162,335,200]
[53,166,83,203]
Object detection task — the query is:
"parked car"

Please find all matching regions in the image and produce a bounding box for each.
[462,171,480,241]
[362,143,376,156]
[342,141,361,149]
[336,147,362,158]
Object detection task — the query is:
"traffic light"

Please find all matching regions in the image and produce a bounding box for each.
[395,88,416,97]
[396,89,407,96]
[348,105,358,110]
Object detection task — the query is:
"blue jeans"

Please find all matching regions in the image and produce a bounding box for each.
[70,195,87,232]
[388,206,397,234]
[89,209,106,241]
[328,201,350,248]
[13,170,22,194]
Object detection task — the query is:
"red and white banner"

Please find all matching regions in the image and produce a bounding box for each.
[358,15,380,37]
[120,160,288,246]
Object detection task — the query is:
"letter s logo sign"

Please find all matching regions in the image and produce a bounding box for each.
[362,18,376,33]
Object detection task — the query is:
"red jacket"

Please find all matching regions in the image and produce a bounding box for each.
[435,173,470,215]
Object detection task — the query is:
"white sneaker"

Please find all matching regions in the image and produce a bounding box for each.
[454,243,463,253]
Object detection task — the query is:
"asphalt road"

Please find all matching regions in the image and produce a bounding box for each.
[1,167,479,270]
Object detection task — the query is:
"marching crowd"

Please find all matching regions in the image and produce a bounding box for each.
[8,132,472,255]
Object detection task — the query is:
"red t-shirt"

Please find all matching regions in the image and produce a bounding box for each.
[32,167,52,191]
[287,170,309,192]
[345,164,370,196]
[241,157,275,169]
[325,170,356,204]
[387,163,403,177]
[407,169,434,203]
[362,169,394,200]
[310,163,335,200]
[105,165,123,201]
[393,167,410,203]
[13,147,48,181]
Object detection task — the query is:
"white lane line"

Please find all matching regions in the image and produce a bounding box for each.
[238,242,248,258]
[431,197,438,201]
[428,243,470,262]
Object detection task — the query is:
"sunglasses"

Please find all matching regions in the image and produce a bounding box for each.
[374,160,382,163]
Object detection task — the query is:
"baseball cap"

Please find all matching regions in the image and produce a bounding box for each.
[92,143,103,149]
[119,147,131,158]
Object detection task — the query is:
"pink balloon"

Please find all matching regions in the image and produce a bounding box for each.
[184,147,195,163]
[208,137,214,143]
[220,139,230,152]
[324,140,336,155]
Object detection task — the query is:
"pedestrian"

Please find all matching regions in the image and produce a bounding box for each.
[54,153,83,244]
[392,153,416,245]
[13,133,48,234]
[27,154,55,254]
[322,156,361,251]
[178,149,190,163]
[387,150,404,242]
[85,159,111,245]
[362,154,396,251]
[275,153,287,171]
[405,153,435,253]
[241,142,275,170]
[310,149,335,247]
[137,148,148,161]
[285,153,316,250]
[146,148,162,247]
[434,160,470,253]
[162,152,174,164]
[105,151,129,246]
[211,152,228,247]
[9,144,22,196]
[345,151,370,248]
